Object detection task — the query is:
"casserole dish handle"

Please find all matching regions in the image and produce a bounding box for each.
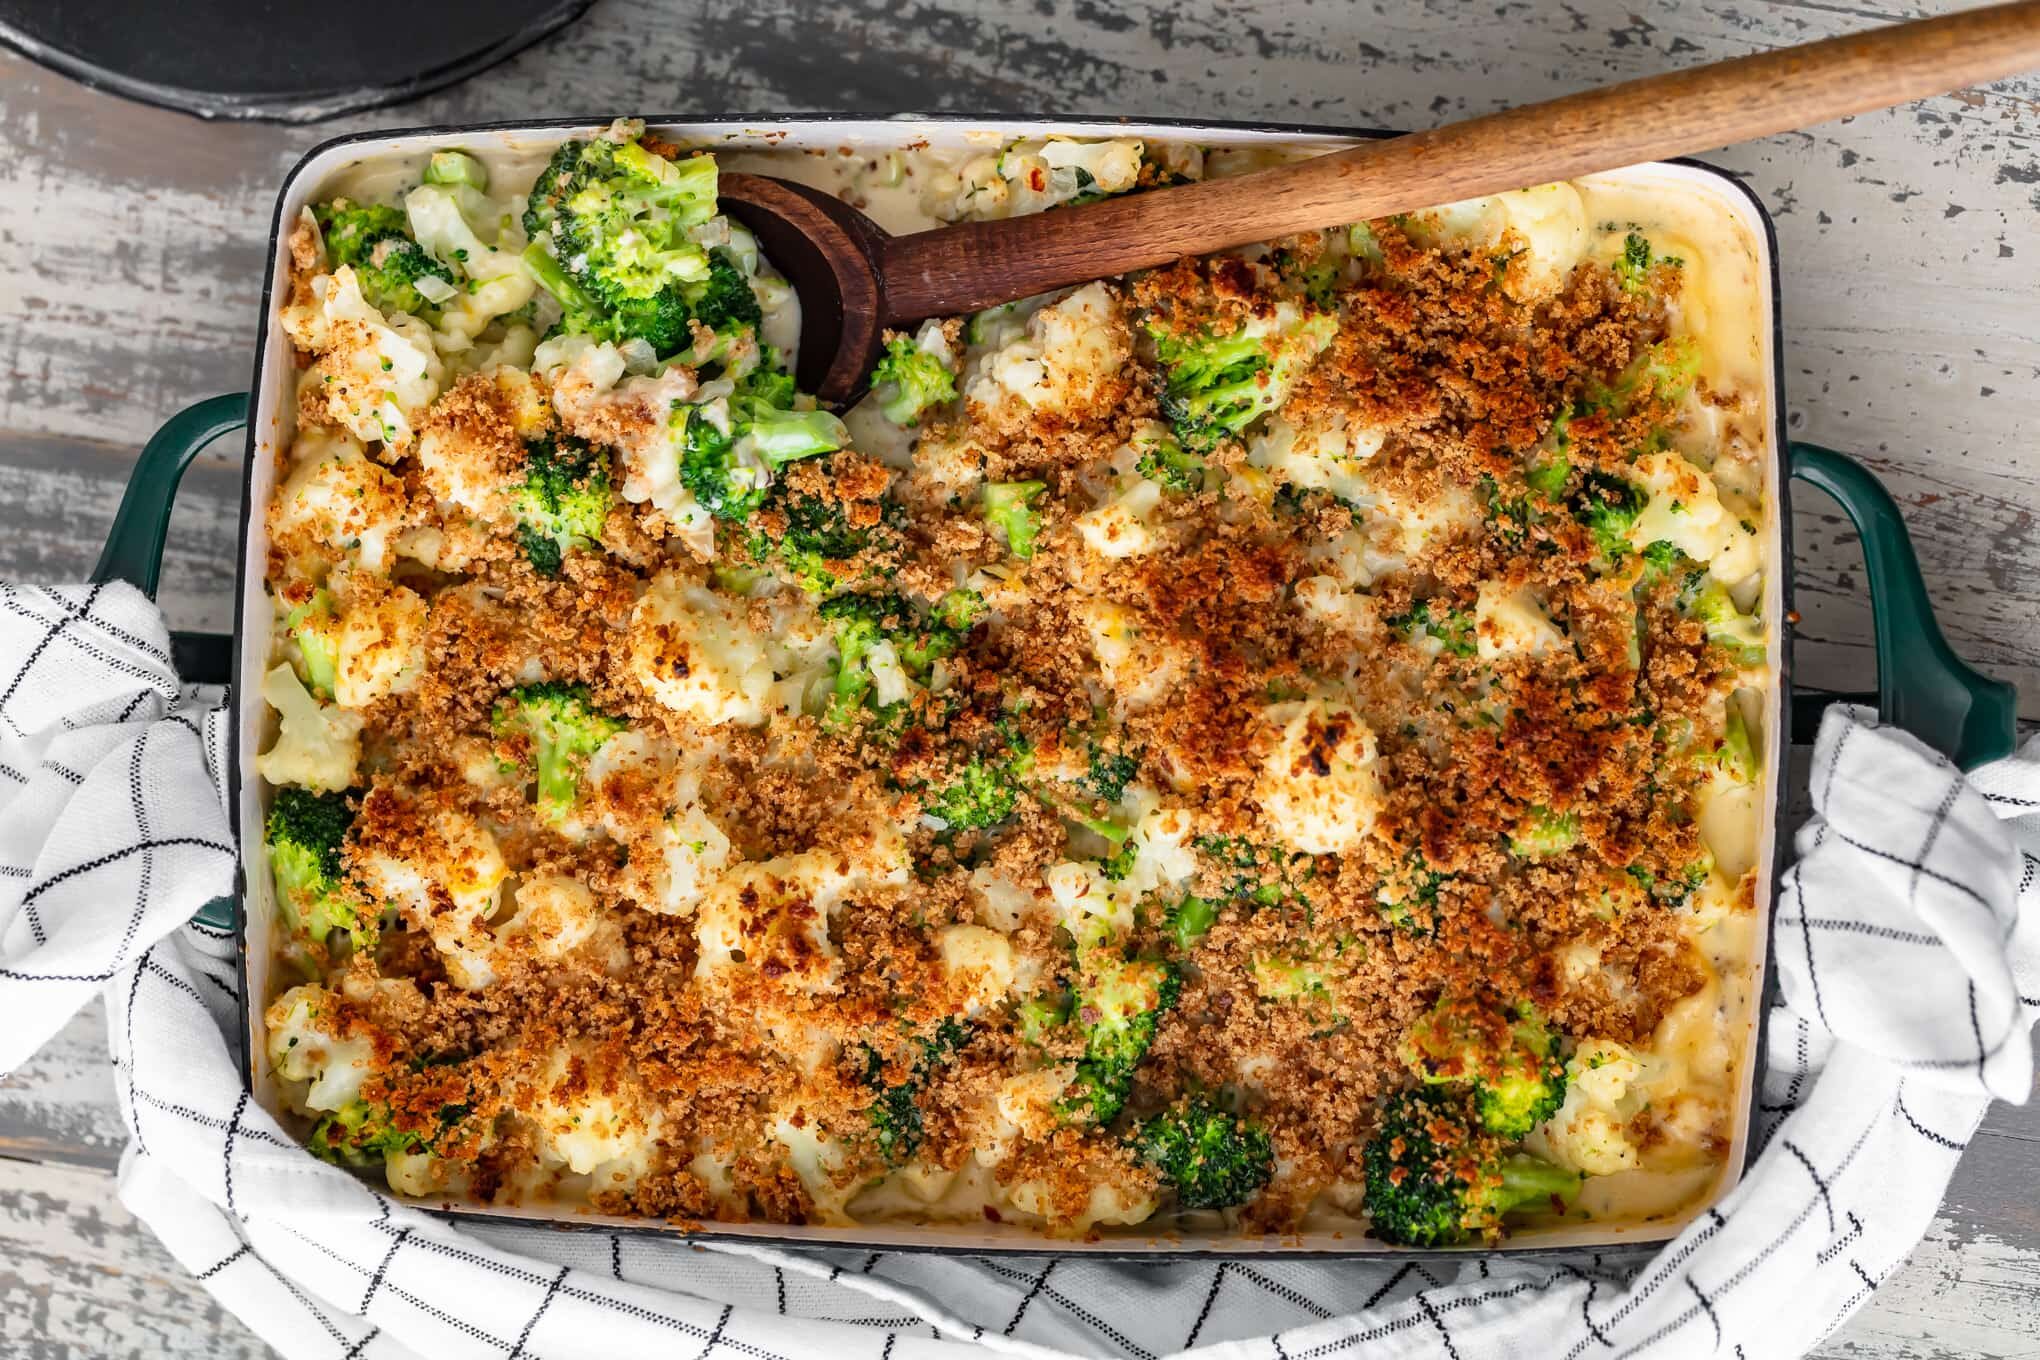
[1789,442,2016,769]
[91,393,249,687]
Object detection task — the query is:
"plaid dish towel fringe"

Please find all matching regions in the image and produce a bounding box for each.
[3,579,2036,1360]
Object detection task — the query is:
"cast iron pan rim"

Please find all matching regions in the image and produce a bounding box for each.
[0,1,592,124]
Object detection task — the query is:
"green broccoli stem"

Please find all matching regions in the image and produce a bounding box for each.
[424,150,489,191]
[743,406,850,463]
[1167,895,1217,951]
[1493,1154,1582,1216]
[521,240,605,315]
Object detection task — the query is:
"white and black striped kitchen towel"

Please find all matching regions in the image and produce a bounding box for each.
[3,579,2035,1360]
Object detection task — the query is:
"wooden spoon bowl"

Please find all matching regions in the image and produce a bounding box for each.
[720,0,2040,407]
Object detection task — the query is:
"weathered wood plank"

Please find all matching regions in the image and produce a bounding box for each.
[0,1158,271,1360]
[1,0,2036,1353]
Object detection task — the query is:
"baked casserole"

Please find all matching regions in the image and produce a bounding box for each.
[255,118,1772,1245]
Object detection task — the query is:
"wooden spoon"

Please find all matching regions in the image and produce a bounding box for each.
[720,0,2040,404]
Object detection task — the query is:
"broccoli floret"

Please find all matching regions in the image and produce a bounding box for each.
[284,590,342,700]
[266,786,369,947]
[1714,706,1757,782]
[492,681,625,819]
[676,407,749,518]
[888,590,986,681]
[1612,230,1682,295]
[1362,1088,1581,1246]
[1627,857,1714,907]
[314,200,455,319]
[862,1019,972,1164]
[746,474,897,595]
[1590,337,1702,414]
[1196,834,1311,910]
[513,435,612,576]
[1571,472,1646,562]
[1377,853,1445,936]
[308,1099,421,1169]
[1057,954,1182,1126]
[1131,425,1206,493]
[521,135,735,355]
[1163,894,1218,953]
[1080,742,1141,805]
[1133,1098,1274,1210]
[690,247,765,334]
[817,593,901,725]
[1524,406,1572,498]
[1638,538,1686,584]
[930,588,985,631]
[736,351,798,408]
[677,400,847,522]
[1389,600,1477,659]
[1679,575,1766,667]
[1401,996,1568,1139]
[870,330,958,427]
[1015,989,1073,1048]
[865,1081,924,1162]
[981,480,1047,559]
[923,755,1023,830]
[1148,309,1336,450]
[1507,806,1580,859]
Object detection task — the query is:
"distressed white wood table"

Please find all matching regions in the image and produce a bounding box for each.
[1,0,2035,1353]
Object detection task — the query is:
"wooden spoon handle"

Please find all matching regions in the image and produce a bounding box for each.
[880,0,2040,321]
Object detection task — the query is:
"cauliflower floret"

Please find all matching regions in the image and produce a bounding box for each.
[520,1045,664,1187]
[413,366,550,522]
[268,426,410,574]
[402,183,536,347]
[1294,573,1387,640]
[965,282,1128,417]
[282,262,444,447]
[970,865,1042,933]
[1255,699,1382,856]
[974,137,1146,217]
[1528,1039,1649,1176]
[1006,1149,1159,1235]
[1628,450,1761,584]
[353,800,508,989]
[332,576,427,709]
[1474,581,1566,662]
[623,806,734,917]
[542,339,712,554]
[1124,802,1199,897]
[494,874,625,973]
[1046,859,1140,943]
[769,1101,859,1224]
[1407,183,1588,302]
[1079,599,1182,710]
[938,923,1018,1016]
[265,984,376,1112]
[255,663,362,792]
[976,1066,1076,1167]
[1075,477,1165,559]
[627,573,774,727]
[694,832,905,994]
[1246,414,1385,500]
[578,730,679,836]
[1369,479,1478,560]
